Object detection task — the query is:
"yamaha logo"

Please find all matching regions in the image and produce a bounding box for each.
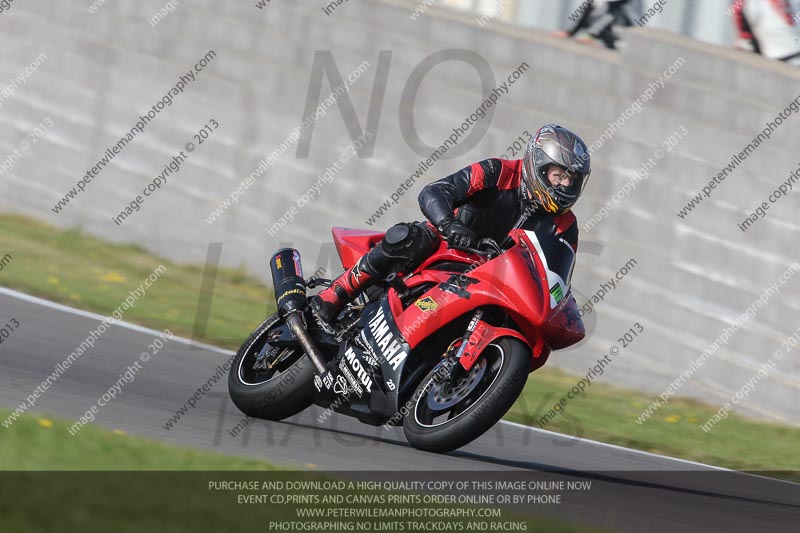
[367,306,409,371]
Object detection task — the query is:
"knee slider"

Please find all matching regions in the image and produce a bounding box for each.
[372,222,439,274]
[383,223,412,251]
[403,222,439,264]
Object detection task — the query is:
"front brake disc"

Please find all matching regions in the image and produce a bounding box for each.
[426,359,487,411]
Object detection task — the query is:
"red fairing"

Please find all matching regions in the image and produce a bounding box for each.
[457,321,535,372]
[543,296,585,349]
[391,229,584,356]
[330,226,584,374]
[553,211,578,252]
[332,227,384,269]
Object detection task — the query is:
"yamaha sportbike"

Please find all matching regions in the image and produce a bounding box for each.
[228,225,585,453]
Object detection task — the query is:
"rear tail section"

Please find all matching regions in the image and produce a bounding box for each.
[331,227,385,269]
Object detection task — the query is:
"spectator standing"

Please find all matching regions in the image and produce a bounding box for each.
[554,0,643,49]
[732,0,800,65]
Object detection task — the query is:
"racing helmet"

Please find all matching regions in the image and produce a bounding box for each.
[522,124,591,215]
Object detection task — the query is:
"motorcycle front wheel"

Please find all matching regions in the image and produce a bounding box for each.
[403,337,530,453]
[227,313,315,421]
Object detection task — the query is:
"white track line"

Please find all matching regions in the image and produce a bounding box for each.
[4,286,794,480]
[499,422,800,486]
[498,420,730,471]
[0,286,234,355]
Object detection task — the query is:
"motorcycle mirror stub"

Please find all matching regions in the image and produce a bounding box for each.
[270,248,307,318]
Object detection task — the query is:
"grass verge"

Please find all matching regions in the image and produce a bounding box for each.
[0,407,283,470]
[0,213,271,348]
[0,214,797,480]
[509,366,800,480]
[0,409,599,533]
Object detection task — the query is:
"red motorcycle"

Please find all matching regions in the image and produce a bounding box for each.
[228,225,585,453]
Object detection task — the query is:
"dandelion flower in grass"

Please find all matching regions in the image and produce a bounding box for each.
[38,419,54,428]
[665,414,681,423]
[101,271,126,283]
[47,276,60,285]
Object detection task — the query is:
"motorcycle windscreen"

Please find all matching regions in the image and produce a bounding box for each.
[523,230,575,309]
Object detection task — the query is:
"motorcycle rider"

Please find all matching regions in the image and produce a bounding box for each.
[310,124,591,323]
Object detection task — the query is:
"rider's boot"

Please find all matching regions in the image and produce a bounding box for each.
[309,255,378,323]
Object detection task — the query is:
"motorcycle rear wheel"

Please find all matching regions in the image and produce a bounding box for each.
[227,314,315,421]
[403,337,530,453]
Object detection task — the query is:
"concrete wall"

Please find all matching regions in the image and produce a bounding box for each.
[444,0,739,46]
[0,0,798,424]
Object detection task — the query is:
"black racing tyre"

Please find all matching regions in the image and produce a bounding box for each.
[227,313,315,421]
[403,337,530,453]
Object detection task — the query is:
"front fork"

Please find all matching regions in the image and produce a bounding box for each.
[445,309,534,382]
[444,310,484,385]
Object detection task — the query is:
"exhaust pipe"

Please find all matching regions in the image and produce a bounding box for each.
[269,249,328,375]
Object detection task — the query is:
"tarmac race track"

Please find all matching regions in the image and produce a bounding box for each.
[0,287,797,532]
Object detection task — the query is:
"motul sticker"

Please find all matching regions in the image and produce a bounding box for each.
[339,346,372,396]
